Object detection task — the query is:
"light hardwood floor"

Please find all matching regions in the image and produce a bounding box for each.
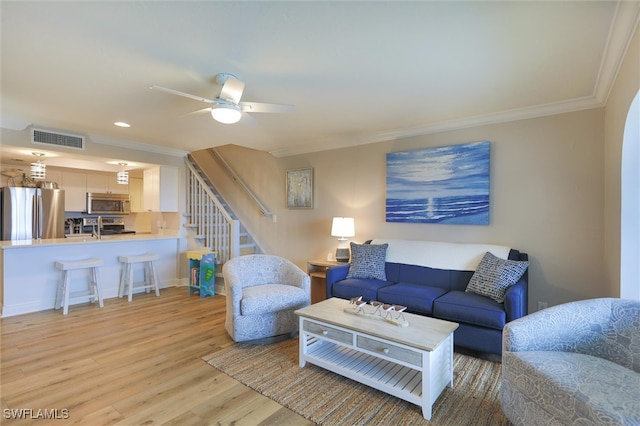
[0,287,313,425]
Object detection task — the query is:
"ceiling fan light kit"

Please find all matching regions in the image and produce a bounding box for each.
[211,102,242,124]
[151,73,293,125]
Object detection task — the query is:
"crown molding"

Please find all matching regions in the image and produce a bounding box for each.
[270,95,604,158]
[593,0,640,104]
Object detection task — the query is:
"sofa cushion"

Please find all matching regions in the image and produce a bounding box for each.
[465,251,528,303]
[241,284,308,316]
[502,351,640,425]
[332,278,393,302]
[346,242,388,280]
[384,262,401,282]
[433,290,506,330]
[391,263,475,292]
[377,282,448,315]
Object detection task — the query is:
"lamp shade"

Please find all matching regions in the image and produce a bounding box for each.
[331,217,355,238]
[211,103,242,124]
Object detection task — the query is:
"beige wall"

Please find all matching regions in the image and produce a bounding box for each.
[208,24,640,312]
[604,23,640,297]
[209,107,606,313]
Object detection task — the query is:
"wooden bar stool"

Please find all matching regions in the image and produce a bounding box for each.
[118,253,160,302]
[54,258,104,315]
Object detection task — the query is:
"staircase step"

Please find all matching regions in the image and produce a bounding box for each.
[239,243,257,256]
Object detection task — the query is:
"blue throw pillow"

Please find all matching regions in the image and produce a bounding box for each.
[346,242,388,280]
[466,251,528,303]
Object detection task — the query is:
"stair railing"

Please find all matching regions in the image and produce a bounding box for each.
[209,148,272,217]
[185,158,240,264]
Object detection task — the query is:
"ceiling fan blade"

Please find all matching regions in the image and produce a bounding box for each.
[182,107,212,117]
[240,113,259,127]
[241,102,295,114]
[219,76,245,104]
[149,85,216,104]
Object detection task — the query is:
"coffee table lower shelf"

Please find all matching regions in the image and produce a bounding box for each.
[298,319,454,420]
[304,337,423,402]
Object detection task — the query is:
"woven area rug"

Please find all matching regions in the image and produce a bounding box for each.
[203,338,511,425]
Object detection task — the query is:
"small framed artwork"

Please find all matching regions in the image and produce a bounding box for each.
[286,168,314,209]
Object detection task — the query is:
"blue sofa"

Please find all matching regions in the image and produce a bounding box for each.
[326,239,529,355]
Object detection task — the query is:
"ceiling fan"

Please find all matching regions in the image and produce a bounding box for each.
[150,73,294,124]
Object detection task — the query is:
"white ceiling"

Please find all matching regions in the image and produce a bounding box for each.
[1,1,639,170]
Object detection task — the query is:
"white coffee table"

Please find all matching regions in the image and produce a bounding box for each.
[295,297,459,420]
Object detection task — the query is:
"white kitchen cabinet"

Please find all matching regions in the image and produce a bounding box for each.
[45,170,63,188]
[143,166,178,212]
[86,173,128,194]
[129,177,143,212]
[86,173,108,194]
[62,171,87,212]
[106,173,128,194]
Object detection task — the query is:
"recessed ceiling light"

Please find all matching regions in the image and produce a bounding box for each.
[114,122,131,128]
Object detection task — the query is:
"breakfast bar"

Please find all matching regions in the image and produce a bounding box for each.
[0,234,182,317]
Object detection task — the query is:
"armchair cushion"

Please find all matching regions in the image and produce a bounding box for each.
[503,351,640,425]
[241,284,309,316]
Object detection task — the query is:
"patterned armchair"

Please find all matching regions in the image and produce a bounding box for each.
[500,298,640,425]
[223,254,310,342]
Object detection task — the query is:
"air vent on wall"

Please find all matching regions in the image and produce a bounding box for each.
[31,128,85,150]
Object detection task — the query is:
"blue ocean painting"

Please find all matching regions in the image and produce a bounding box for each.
[386,141,490,224]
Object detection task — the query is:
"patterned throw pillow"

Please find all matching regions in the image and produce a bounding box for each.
[346,242,388,280]
[465,251,529,303]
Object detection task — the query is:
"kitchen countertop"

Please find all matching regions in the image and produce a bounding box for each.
[0,232,180,249]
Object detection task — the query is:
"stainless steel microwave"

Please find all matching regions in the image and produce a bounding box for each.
[86,192,131,214]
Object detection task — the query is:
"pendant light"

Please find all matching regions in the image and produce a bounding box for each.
[117,162,129,184]
[30,152,46,180]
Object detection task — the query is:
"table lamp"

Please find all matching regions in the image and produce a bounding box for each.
[331,217,355,262]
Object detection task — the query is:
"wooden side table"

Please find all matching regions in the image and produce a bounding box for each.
[307,260,343,304]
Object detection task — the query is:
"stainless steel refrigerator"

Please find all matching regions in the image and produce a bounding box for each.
[0,187,66,240]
